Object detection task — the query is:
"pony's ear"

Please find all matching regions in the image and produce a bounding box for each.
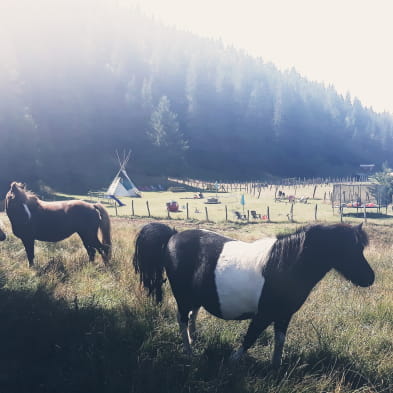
[354,222,369,247]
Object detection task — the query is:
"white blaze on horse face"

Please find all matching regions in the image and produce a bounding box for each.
[23,203,32,220]
[215,237,276,320]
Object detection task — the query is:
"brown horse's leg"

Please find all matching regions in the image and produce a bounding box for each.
[79,234,96,262]
[98,242,110,264]
[89,235,110,264]
[21,237,35,267]
[79,231,109,264]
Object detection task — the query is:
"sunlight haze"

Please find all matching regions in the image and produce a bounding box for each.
[127,0,393,114]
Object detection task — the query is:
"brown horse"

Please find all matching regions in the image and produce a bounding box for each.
[5,182,111,267]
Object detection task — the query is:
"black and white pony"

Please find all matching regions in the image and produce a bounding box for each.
[133,223,374,367]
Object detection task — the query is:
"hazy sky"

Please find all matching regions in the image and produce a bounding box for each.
[126,0,393,114]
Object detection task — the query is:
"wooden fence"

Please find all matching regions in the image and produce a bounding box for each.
[116,200,325,224]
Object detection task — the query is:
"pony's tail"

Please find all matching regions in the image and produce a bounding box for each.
[133,222,177,303]
[94,203,112,261]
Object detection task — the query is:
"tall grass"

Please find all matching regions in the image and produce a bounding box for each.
[0,212,391,393]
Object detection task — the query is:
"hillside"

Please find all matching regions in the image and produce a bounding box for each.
[1,0,393,194]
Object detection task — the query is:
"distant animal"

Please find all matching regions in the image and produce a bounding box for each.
[133,223,374,367]
[5,182,111,267]
[0,225,5,241]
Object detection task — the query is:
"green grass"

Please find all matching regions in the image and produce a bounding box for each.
[0,191,392,392]
[60,183,393,227]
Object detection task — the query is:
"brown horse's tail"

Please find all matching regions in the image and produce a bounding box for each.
[94,203,112,261]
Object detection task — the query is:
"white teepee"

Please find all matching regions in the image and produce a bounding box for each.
[106,151,141,197]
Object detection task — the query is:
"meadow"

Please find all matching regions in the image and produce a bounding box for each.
[74,183,392,227]
[0,184,392,393]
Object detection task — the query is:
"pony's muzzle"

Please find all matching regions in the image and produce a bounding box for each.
[356,270,375,287]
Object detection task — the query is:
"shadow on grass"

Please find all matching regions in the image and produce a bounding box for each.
[0,285,147,393]
[0,281,387,393]
[343,211,392,220]
[281,345,385,392]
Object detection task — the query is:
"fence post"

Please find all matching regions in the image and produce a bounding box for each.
[114,202,118,216]
[289,203,294,222]
[364,205,367,224]
[167,208,170,219]
[186,203,189,220]
[247,210,250,222]
[205,206,209,222]
[314,204,318,221]
[131,200,135,216]
[146,201,151,217]
[267,206,270,222]
[225,205,228,221]
[313,185,317,198]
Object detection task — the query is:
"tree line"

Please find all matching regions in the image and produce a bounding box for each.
[1,0,393,195]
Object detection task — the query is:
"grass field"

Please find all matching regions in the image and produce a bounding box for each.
[63,183,393,228]
[0,185,392,393]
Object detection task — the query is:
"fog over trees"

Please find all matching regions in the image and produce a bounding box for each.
[1,1,393,194]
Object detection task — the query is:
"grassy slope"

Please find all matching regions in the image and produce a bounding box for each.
[63,183,393,227]
[0,186,392,393]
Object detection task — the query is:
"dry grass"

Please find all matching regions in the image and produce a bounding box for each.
[0,209,392,392]
[61,183,393,228]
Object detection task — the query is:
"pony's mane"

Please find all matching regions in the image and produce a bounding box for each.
[265,226,308,273]
[264,223,368,274]
[353,225,369,247]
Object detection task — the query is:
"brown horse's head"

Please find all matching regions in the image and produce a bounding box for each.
[5,182,39,240]
[6,182,29,205]
[5,182,38,217]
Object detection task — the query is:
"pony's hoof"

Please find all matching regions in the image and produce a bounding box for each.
[229,347,245,363]
[182,348,193,358]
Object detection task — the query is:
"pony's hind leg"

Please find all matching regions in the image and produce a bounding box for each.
[86,245,96,261]
[188,307,200,344]
[177,309,193,356]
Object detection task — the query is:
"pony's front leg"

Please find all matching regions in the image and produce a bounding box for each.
[22,237,35,267]
[272,318,291,368]
[230,314,271,362]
